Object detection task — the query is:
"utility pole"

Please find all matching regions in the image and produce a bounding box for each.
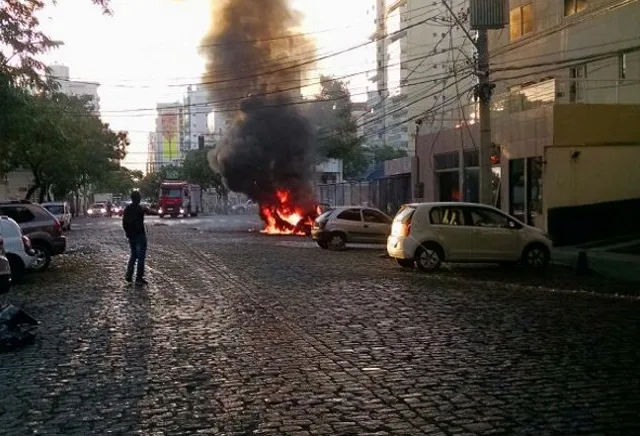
[467,0,507,204]
[476,29,494,205]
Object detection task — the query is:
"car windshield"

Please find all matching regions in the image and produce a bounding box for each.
[44,205,64,214]
[316,210,333,222]
[162,188,182,198]
[393,205,416,223]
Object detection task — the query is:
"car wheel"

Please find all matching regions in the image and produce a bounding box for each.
[522,243,550,269]
[415,243,443,272]
[396,258,414,269]
[7,255,25,282]
[327,232,346,251]
[317,240,328,249]
[30,243,52,272]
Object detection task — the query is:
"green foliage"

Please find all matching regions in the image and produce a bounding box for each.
[0,80,130,201]
[94,167,143,197]
[371,145,408,163]
[308,75,368,179]
[181,148,226,195]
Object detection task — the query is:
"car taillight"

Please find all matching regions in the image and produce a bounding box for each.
[391,221,411,237]
[53,220,62,235]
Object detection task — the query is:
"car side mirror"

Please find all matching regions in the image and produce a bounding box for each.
[506,220,520,229]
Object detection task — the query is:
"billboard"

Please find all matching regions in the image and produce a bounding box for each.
[160,112,179,161]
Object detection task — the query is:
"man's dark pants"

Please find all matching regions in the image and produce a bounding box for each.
[126,234,147,280]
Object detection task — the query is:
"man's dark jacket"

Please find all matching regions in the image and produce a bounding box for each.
[122,203,146,239]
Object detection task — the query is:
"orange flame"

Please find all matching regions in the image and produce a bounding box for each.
[260,189,315,235]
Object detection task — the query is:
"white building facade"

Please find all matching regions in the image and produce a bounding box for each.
[48,64,100,113]
[366,0,477,153]
[180,85,214,152]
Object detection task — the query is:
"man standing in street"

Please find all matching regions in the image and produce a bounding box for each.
[122,191,150,285]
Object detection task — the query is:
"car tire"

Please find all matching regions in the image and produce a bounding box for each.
[7,255,25,282]
[327,232,346,251]
[396,258,414,269]
[317,240,328,249]
[30,243,52,272]
[522,243,550,269]
[415,243,443,272]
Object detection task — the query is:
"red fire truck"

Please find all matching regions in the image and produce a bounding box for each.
[158,181,202,218]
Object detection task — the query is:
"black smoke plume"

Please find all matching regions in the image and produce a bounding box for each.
[201,0,317,213]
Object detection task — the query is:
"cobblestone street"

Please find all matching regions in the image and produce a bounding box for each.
[1,216,639,435]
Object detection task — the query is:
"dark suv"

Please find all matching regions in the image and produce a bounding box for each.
[0,200,66,272]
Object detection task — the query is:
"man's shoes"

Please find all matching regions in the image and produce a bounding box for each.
[134,278,148,286]
[125,275,133,283]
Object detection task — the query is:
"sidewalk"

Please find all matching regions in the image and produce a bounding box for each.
[553,245,640,283]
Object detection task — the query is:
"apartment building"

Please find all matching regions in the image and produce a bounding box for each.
[180,85,213,153]
[48,64,100,113]
[154,102,182,168]
[415,0,640,245]
[367,0,477,153]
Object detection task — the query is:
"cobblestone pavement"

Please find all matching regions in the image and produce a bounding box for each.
[1,217,639,435]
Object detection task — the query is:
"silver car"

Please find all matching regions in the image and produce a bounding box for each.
[311,206,392,250]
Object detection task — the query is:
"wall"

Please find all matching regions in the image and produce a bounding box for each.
[544,144,640,209]
[553,104,640,146]
[489,0,640,97]
[0,171,33,200]
[544,143,640,245]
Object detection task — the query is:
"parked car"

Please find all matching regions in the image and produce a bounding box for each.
[311,206,392,250]
[0,216,36,281]
[387,202,553,272]
[87,202,107,217]
[231,200,258,214]
[0,236,12,294]
[41,201,72,230]
[0,200,66,272]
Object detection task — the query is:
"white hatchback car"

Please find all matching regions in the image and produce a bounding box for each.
[0,216,36,281]
[41,201,72,230]
[387,202,553,271]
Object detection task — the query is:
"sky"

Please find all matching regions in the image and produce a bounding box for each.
[38,0,375,172]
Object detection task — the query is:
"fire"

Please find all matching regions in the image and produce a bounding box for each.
[259,189,317,235]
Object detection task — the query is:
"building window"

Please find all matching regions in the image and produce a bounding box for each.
[509,4,533,41]
[619,52,627,79]
[564,0,586,17]
[434,152,460,202]
[570,64,587,103]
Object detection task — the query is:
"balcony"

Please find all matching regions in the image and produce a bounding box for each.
[491,78,640,116]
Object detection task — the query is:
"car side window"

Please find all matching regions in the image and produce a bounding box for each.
[362,209,390,224]
[429,207,465,226]
[469,207,510,228]
[336,209,362,222]
[0,206,35,223]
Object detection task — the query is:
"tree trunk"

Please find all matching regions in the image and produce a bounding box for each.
[38,185,47,203]
[25,184,39,200]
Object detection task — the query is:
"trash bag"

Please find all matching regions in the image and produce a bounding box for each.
[0,304,39,353]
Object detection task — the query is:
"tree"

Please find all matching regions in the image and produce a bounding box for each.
[371,145,408,163]
[181,148,225,195]
[308,75,368,179]
[94,167,143,197]
[7,90,129,202]
[0,0,111,86]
